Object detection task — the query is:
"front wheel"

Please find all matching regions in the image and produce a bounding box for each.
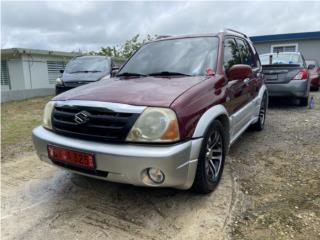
[192,120,226,194]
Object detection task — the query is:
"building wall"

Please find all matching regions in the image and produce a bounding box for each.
[253,39,320,63]
[1,52,74,102]
[21,54,70,89]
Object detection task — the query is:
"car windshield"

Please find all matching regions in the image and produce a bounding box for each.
[260,53,302,66]
[65,57,110,73]
[118,37,219,76]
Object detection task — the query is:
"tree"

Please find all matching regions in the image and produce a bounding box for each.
[93,34,157,59]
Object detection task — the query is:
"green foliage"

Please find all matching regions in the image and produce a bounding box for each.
[93,34,157,59]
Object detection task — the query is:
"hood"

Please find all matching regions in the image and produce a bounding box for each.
[62,71,109,82]
[54,76,207,107]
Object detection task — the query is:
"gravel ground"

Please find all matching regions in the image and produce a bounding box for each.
[1,92,319,240]
[228,91,320,240]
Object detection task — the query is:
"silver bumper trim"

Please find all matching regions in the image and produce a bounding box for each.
[32,126,202,189]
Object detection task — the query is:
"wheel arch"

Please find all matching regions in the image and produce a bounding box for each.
[192,104,230,147]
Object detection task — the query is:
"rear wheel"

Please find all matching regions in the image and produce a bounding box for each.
[251,94,267,131]
[299,96,309,106]
[192,120,226,194]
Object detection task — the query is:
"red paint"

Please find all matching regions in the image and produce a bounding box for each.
[227,64,253,80]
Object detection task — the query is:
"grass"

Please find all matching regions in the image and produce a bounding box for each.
[1,96,53,161]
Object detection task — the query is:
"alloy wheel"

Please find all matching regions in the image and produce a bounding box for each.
[205,130,223,182]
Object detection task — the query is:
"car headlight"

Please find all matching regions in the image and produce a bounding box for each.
[55,78,64,86]
[126,107,180,142]
[42,101,55,130]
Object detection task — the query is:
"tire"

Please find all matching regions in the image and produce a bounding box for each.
[192,120,227,194]
[251,94,267,131]
[311,86,319,91]
[299,96,308,107]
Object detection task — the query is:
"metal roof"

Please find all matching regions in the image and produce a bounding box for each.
[1,48,80,57]
[250,31,320,43]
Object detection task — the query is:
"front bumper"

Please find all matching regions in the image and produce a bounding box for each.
[266,80,309,97]
[32,126,202,190]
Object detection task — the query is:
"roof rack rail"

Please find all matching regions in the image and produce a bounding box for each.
[224,28,247,38]
[156,35,172,40]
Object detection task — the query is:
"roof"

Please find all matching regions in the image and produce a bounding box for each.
[152,29,249,43]
[1,48,80,57]
[250,31,320,43]
[260,52,302,56]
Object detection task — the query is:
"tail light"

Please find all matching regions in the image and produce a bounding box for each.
[292,69,308,80]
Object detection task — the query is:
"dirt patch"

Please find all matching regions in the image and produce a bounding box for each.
[228,91,320,240]
[1,92,320,239]
[1,153,234,240]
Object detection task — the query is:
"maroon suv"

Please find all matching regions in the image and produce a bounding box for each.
[33,29,267,193]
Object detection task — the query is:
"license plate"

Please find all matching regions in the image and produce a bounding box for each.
[48,145,95,169]
[266,74,278,80]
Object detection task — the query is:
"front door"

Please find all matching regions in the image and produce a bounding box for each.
[223,37,251,137]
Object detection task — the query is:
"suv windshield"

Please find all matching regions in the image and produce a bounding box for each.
[65,57,110,74]
[118,37,219,76]
[260,53,303,66]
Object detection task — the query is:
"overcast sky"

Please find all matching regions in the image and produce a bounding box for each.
[2,1,320,52]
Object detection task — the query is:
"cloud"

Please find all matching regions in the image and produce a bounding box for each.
[2,1,320,52]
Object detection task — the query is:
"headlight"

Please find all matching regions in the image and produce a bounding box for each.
[126,107,180,142]
[42,101,55,130]
[55,78,63,86]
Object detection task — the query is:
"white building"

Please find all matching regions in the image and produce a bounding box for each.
[1,48,79,102]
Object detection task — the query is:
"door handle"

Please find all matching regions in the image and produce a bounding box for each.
[244,78,250,86]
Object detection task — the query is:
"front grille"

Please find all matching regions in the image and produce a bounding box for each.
[52,105,139,142]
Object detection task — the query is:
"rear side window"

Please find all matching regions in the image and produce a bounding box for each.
[236,38,256,68]
[223,38,241,71]
[260,53,304,66]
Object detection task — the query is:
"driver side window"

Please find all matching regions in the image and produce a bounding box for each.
[223,38,241,72]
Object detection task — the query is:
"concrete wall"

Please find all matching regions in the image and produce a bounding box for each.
[1,53,72,102]
[254,39,320,63]
[1,88,54,103]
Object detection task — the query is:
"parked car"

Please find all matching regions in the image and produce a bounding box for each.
[259,52,310,106]
[55,55,125,95]
[306,59,320,91]
[33,29,267,193]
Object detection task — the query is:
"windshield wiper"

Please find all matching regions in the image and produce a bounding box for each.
[69,70,102,73]
[117,72,147,77]
[147,71,191,76]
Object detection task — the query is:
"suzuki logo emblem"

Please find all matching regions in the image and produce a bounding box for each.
[74,111,90,125]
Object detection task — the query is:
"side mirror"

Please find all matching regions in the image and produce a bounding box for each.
[60,69,64,74]
[111,67,119,77]
[227,64,253,80]
[308,64,315,70]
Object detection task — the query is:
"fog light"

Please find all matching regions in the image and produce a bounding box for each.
[147,168,165,183]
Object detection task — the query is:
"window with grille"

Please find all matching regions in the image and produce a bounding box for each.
[1,60,10,86]
[47,61,66,84]
[272,44,297,53]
